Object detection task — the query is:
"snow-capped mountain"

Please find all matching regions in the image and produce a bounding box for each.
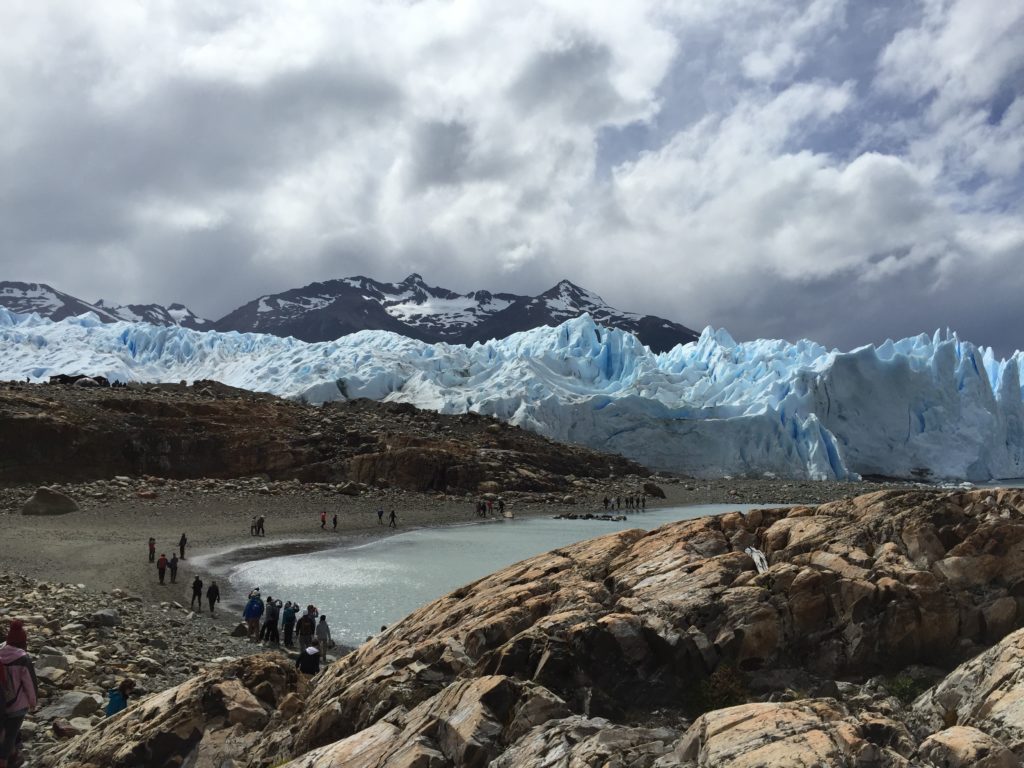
[0,282,208,329]
[214,274,698,352]
[93,300,209,330]
[2,308,1022,482]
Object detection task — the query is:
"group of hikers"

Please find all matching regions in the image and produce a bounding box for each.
[241,589,334,677]
[1,620,135,768]
[474,498,507,517]
[148,533,191,585]
[603,494,647,510]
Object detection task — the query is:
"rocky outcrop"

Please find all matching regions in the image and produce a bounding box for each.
[41,655,296,768]
[29,489,1024,767]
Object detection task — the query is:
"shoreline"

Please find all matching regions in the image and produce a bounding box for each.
[0,475,918,623]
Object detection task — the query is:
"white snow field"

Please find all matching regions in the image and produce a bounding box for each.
[2,307,1022,482]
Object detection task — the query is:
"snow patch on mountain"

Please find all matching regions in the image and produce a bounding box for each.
[2,307,1022,482]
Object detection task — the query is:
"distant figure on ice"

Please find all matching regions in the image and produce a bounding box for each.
[168,554,179,584]
[191,576,204,610]
[206,581,220,615]
[388,510,397,528]
[156,553,168,584]
[148,537,156,563]
[179,533,187,559]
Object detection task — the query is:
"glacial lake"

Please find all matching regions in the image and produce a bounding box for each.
[227,503,781,646]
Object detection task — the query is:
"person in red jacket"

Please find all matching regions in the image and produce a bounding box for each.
[156,554,168,584]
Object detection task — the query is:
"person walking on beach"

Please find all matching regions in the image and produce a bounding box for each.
[206,582,220,615]
[190,577,203,610]
[282,602,298,647]
[178,533,187,559]
[250,517,257,536]
[377,508,384,525]
[388,510,397,528]
[156,554,168,585]
[332,513,338,531]
[320,510,327,530]
[243,591,264,640]
[168,554,179,584]
[1,619,39,768]
[148,537,156,563]
[256,515,265,536]
[315,616,333,661]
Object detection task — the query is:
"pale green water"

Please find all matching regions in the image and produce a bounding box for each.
[229,503,779,646]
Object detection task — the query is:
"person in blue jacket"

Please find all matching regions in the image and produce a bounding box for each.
[242,590,265,640]
[105,679,136,716]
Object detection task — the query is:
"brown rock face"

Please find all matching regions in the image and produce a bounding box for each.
[39,655,296,768]
[0,382,644,490]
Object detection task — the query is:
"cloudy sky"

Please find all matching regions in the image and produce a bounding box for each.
[2,1,1023,352]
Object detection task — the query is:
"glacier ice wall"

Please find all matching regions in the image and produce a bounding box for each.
[2,307,1023,481]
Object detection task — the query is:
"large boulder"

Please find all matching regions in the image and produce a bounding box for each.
[38,655,295,768]
[22,487,79,515]
[916,726,1017,768]
[912,626,1024,755]
[37,692,101,721]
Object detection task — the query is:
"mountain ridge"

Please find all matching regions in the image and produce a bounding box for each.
[0,275,698,352]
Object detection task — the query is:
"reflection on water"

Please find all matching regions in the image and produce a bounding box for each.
[229,503,784,646]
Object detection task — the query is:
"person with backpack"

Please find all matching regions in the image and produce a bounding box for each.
[178,533,188,559]
[261,599,281,645]
[206,582,220,616]
[295,610,316,650]
[104,679,135,717]
[147,537,156,563]
[168,554,179,584]
[190,577,203,610]
[242,592,264,640]
[1,620,39,768]
[156,554,168,585]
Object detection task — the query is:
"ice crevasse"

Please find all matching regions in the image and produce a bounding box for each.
[2,307,1023,482]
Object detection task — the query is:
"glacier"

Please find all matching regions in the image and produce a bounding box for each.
[2,306,1023,482]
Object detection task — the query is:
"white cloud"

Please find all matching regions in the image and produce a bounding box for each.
[0,0,1022,353]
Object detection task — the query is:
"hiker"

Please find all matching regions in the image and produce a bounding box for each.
[320,510,327,530]
[377,508,384,525]
[168,554,179,584]
[1,620,39,768]
[262,598,281,644]
[498,498,507,516]
[242,592,264,640]
[256,516,265,536]
[388,510,397,528]
[295,610,316,650]
[148,537,156,563]
[178,533,187,559]
[295,640,321,677]
[105,679,135,717]
[156,553,168,585]
[332,513,338,531]
[315,616,333,661]
[250,517,257,536]
[206,582,220,615]
[282,602,298,647]
[190,577,204,610]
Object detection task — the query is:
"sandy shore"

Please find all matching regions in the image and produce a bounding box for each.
[0,476,911,618]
